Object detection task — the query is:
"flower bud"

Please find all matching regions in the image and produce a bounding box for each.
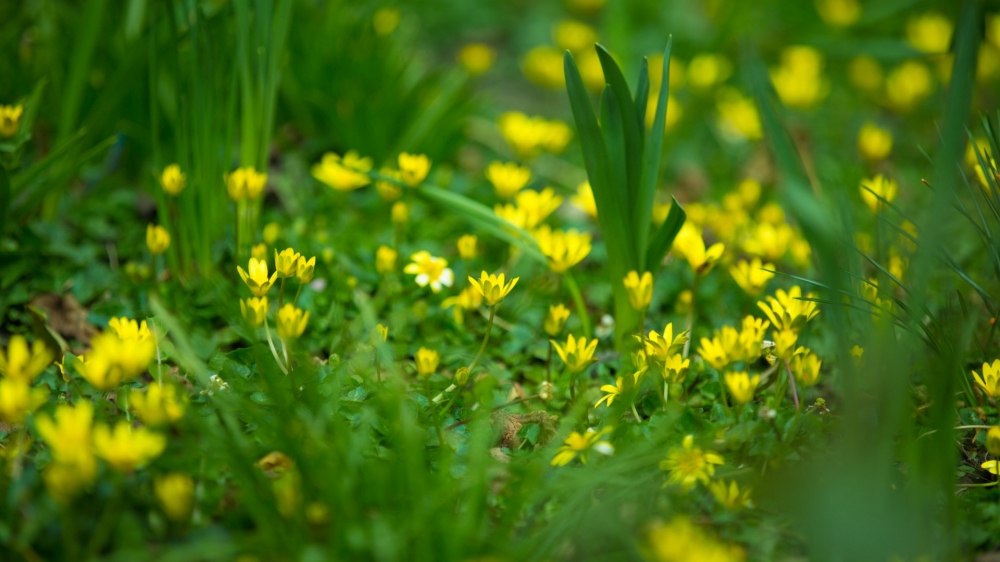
[455,367,469,386]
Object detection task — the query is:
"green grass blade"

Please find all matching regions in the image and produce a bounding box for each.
[599,86,631,228]
[636,37,672,269]
[596,45,643,213]
[645,196,685,272]
[634,58,649,140]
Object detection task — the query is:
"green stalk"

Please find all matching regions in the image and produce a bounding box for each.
[467,305,496,374]
[263,317,288,375]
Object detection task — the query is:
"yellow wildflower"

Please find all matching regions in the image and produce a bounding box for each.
[857,122,893,161]
[497,112,573,159]
[442,286,483,324]
[697,326,739,370]
[553,19,596,52]
[155,473,195,521]
[415,347,440,377]
[252,243,268,261]
[375,167,403,201]
[240,297,268,327]
[398,153,431,186]
[885,61,932,112]
[791,351,822,386]
[736,316,771,363]
[533,225,592,273]
[983,460,1000,475]
[725,371,760,404]
[815,0,861,27]
[486,161,531,199]
[659,435,724,489]
[907,12,952,54]
[741,221,793,262]
[312,151,372,191]
[375,245,398,274]
[987,426,1000,456]
[770,46,828,109]
[468,271,519,307]
[640,323,690,361]
[757,286,819,332]
[595,377,625,408]
[403,251,454,293]
[623,270,654,310]
[94,421,166,472]
[494,203,527,229]
[0,379,47,423]
[709,480,754,511]
[159,164,186,196]
[391,201,409,225]
[0,104,24,137]
[551,428,614,466]
[263,222,280,244]
[849,56,883,93]
[850,345,864,359]
[371,324,389,345]
[274,248,301,278]
[672,223,724,275]
[75,330,155,390]
[773,329,799,359]
[146,224,171,255]
[729,258,775,296]
[458,43,495,75]
[238,257,278,297]
[35,401,96,501]
[130,383,186,426]
[0,334,54,383]
[973,359,1000,399]
[571,181,598,219]
[457,234,478,260]
[687,54,733,91]
[645,517,745,562]
[551,334,598,373]
[716,87,761,141]
[226,166,267,200]
[663,353,691,383]
[276,304,309,340]
[522,46,566,90]
[544,304,570,336]
[516,187,562,229]
[296,256,316,284]
[859,174,898,213]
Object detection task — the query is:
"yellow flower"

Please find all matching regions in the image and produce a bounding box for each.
[973,359,1000,399]
[715,87,761,141]
[515,187,563,229]
[640,323,690,362]
[94,421,166,472]
[815,0,861,27]
[497,111,573,158]
[155,473,194,521]
[551,334,598,373]
[533,225,592,273]
[885,61,932,112]
[241,297,268,327]
[75,330,156,390]
[659,435,724,489]
[859,174,898,213]
[672,223,724,275]
[623,270,654,310]
[983,460,1000,475]
[848,56,883,93]
[724,371,760,404]
[741,222,793,262]
[457,234,478,260]
[35,402,96,501]
[146,224,171,255]
[485,161,531,199]
[553,19,596,52]
[311,151,372,191]
[371,324,389,345]
[276,304,309,340]
[109,317,152,343]
[709,480,754,511]
[238,257,278,297]
[159,164,186,196]
[0,379,47,423]
[857,122,893,161]
[522,46,566,90]
[663,353,691,383]
[736,316,770,363]
[0,104,24,137]
[850,344,864,359]
[790,351,822,386]
[376,245,398,274]
[757,286,819,333]
[375,167,403,201]
[645,517,745,562]
[906,12,952,54]
[571,181,598,219]
[398,153,431,186]
[551,428,614,466]
[296,256,316,284]
[773,329,799,359]
[729,258,775,296]
[415,347,440,377]
[494,203,527,229]
[687,54,733,91]
[544,304,570,336]
[595,377,626,408]
[263,222,280,245]
[458,43,495,74]
[468,271,519,307]
[403,251,454,293]
[372,7,399,35]
[442,286,483,324]
[770,46,828,109]
[274,248,301,279]
[251,243,268,261]
[226,166,267,200]
[697,326,739,370]
[0,334,54,383]
[987,426,1000,456]
[130,383,186,426]
[391,201,409,225]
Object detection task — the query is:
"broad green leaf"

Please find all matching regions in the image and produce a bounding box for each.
[599,86,632,230]
[596,45,643,212]
[645,196,685,272]
[636,37,672,269]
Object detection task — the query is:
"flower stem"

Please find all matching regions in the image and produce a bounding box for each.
[293,282,303,306]
[682,277,699,359]
[783,359,800,411]
[467,305,496,374]
[263,318,289,375]
[278,278,286,309]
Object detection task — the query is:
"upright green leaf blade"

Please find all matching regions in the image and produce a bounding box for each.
[634,58,650,140]
[596,45,644,214]
[636,37,673,270]
[599,86,632,231]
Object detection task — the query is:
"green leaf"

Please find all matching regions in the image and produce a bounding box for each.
[596,45,643,213]
[636,37,672,269]
[0,166,9,237]
[599,86,631,229]
[634,58,650,139]
[645,196,686,272]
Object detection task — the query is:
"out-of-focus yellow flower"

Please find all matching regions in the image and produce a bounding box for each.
[987,426,1000,456]
[640,323,689,361]
[497,112,572,158]
[486,161,532,199]
[241,297,268,326]
[159,164,186,196]
[263,222,280,245]
[390,201,409,225]
[697,326,739,370]
[0,379,47,423]
[623,270,654,310]
[108,317,153,344]
[469,271,519,307]
[571,182,598,219]
[274,248,301,278]
[494,203,527,229]
[457,234,478,260]
[725,371,760,404]
[551,428,613,466]
[0,335,54,383]
[544,304,570,336]
[523,46,566,90]
[551,334,598,373]
[983,460,1000,475]
[371,324,389,345]
[403,251,454,293]
[672,223,724,275]
[662,353,692,383]
[251,243,268,261]
[907,12,953,54]
[533,225,592,273]
[238,257,278,297]
[791,351,822,386]
[155,473,194,521]
[515,187,563,229]
[554,20,596,52]
[850,344,864,359]
[376,245,397,274]
[36,401,96,502]
[312,151,372,192]
[276,304,309,340]
[94,421,166,472]
[646,517,744,561]
[647,55,685,92]
[974,359,1000,399]
[75,330,156,390]
[687,54,733,91]
[577,48,606,92]
[675,289,693,315]
[857,122,893,161]
[729,258,775,296]
[595,376,625,408]
[710,480,754,511]
[644,91,683,132]
[296,256,316,284]
[414,347,439,377]
[146,224,171,255]
[442,286,483,324]
[789,237,812,269]
[659,435,723,489]
[848,56,884,93]
[735,316,770,363]
[372,7,400,36]
[770,46,828,109]
[757,286,819,333]
[815,0,860,27]
[773,328,799,359]
[976,158,999,191]
[885,61,932,112]
[398,153,431,186]
[375,167,403,201]
[130,383,186,426]
[859,174,898,213]
[737,179,762,208]
[458,43,495,75]
[742,222,793,262]
[226,166,267,201]
[716,87,761,141]
[0,104,24,137]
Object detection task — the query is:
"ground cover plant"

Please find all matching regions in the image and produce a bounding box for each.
[3,0,1000,559]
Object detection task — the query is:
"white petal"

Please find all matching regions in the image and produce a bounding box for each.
[415,273,429,286]
[440,268,454,287]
